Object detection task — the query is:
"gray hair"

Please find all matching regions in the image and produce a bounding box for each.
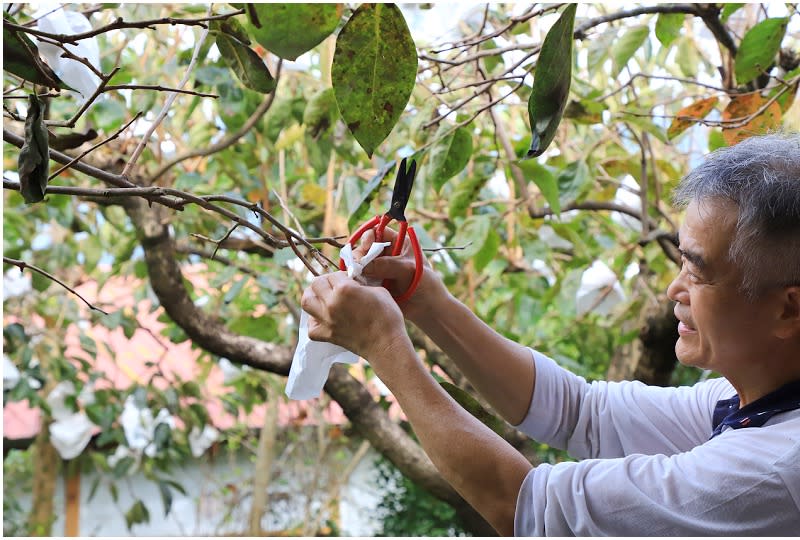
[673,132,800,299]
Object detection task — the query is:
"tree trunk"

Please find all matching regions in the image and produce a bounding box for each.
[607,297,679,386]
[26,423,59,536]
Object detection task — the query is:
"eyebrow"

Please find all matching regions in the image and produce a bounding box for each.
[678,247,707,270]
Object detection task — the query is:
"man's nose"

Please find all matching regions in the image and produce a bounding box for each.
[667,269,689,304]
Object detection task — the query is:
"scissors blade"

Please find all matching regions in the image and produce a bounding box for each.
[387,158,416,221]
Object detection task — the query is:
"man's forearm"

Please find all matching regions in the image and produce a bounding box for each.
[375,338,533,536]
[410,291,536,425]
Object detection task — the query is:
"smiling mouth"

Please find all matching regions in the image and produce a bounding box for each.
[677,321,697,335]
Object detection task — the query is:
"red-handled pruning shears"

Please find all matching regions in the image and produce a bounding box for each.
[339,157,423,303]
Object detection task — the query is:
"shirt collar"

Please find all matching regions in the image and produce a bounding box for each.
[711,379,800,438]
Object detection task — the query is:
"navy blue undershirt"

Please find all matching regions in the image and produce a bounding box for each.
[711,379,800,438]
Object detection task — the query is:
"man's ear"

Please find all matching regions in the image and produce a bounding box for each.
[775,286,800,339]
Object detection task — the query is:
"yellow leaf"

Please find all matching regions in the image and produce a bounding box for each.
[667,96,718,139]
[722,93,782,145]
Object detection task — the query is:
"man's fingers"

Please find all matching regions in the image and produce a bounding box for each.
[364,254,413,280]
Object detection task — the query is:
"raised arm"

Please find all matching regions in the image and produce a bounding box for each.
[301,271,533,535]
[359,228,536,424]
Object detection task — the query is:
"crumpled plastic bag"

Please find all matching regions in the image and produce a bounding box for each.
[49,412,97,459]
[285,241,391,400]
[35,2,101,101]
[576,260,626,316]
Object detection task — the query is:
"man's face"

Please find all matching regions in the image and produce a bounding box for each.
[666,199,777,375]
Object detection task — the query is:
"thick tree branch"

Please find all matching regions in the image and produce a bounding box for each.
[124,195,494,533]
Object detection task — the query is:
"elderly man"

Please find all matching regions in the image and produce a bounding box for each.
[301,133,800,535]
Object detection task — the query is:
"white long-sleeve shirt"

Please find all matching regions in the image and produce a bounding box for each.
[513,350,800,536]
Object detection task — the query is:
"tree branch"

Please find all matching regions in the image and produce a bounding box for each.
[3,257,108,315]
[148,62,283,184]
[4,9,245,45]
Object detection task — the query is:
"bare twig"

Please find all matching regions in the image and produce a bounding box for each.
[48,112,142,180]
[3,257,108,314]
[148,61,282,184]
[105,85,218,98]
[123,17,212,177]
[4,10,245,45]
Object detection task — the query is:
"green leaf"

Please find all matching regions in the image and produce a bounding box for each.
[229,315,278,341]
[587,28,616,76]
[525,4,576,158]
[210,15,251,45]
[611,25,649,78]
[440,381,506,437]
[655,13,683,48]
[3,14,70,90]
[124,500,150,530]
[332,3,417,157]
[248,4,341,60]
[18,94,49,204]
[153,422,171,451]
[451,215,491,260]
[735,17,789,85]
[303,87,339,138]
[347,160,397,230]
[158,481,173,517]
[213,22,276,94]
[721,4,744,23]
[517,160,559,213]
[675,36,699,78]
[223,275,248,304]
[556,160,591,207]
[473,226,500,272]
[427,126,473,192]
[448,173,489,220]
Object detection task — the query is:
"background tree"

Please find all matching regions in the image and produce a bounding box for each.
[4,2,798,536]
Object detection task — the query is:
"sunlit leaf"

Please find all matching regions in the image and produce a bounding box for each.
[611,25,649,78]
[473,226,500,272]
[18,94,49,204]
[587,28,616,75]
[721,4,744,23]
[451,215,491,260]
[332,4,417,157]
[735,17,789,85]
[655,13,683,48]
[247,3,342,60]
[427,126,473,192]
[525,4,576,158]
[667,96,718,139]
[517,160,560,214]
[721,93,782,145]
[676,36,700,78]
[448,173,489,220]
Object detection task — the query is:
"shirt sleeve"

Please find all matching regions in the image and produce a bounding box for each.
[514,426,800,536]
[514,349,735,458]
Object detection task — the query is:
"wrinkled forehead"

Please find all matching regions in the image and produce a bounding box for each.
[679,198,739,256]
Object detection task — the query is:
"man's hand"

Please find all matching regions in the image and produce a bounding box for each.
[353,227,449,324]
[300,271,409,365]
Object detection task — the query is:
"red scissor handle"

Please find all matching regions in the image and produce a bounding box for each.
[338,215,423,303]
